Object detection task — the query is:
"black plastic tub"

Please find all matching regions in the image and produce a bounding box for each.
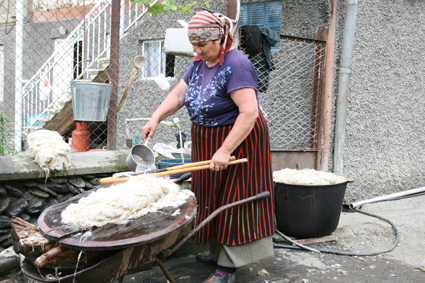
[274,180,352,238]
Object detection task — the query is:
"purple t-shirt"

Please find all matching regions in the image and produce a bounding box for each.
[183,49,258,126]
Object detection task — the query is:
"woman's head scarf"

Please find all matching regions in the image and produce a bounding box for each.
[187,11,234,65]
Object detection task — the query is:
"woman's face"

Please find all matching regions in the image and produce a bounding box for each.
[192,39,221,63]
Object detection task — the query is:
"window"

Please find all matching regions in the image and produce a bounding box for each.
[73,40,83,80]
[239,1,282,48]
[142,40,175,78]
[0,46,4,102]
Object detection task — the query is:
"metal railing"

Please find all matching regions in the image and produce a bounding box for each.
[21,0,154,131]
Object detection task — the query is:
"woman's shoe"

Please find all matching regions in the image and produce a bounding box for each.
[195,254,217,266]
[203,270,236,283]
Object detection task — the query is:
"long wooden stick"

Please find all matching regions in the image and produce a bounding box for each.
[152,158,247,177]
[102,156,235,183]
[128,156,236,176]
[99,158,247,185]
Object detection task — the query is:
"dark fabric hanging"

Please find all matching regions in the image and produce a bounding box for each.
[240,25,263,57]
[240,25,279,93]
[259,27,280,71]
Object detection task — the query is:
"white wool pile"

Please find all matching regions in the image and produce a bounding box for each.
[61,175,194,228]
[273,168,347,185]
[0,247,18,258]
[26,130,71,174]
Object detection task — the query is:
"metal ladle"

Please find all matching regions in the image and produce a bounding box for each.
[126,140,155,172]
[118,55,147,112]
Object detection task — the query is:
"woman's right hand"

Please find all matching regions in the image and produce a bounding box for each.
[141,119,159,142]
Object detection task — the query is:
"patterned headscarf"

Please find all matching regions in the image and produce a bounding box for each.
[187,11,234,65]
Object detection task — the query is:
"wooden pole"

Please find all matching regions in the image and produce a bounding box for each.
[107,0,121,149]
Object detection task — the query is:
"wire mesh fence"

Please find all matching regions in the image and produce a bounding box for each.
[0,0,325,157]
[0,0,148,154]
[257,36,326,151]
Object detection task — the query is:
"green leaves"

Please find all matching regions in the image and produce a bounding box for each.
[0,112,15,156]
[131,0,218,17]
[147,3,167,17]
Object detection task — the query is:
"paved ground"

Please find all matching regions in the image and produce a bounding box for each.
[122,193,425,283]
[1,191,425,283]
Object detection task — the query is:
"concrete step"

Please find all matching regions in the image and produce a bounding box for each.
[99,58,110,69]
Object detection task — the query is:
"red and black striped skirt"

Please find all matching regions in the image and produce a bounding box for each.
[191,111,275,246]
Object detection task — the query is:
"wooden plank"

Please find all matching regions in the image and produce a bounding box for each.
[293,234,337,245]
[271,151,318,172]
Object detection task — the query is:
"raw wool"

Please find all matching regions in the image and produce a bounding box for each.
[273,168,347,185]
[26,130,71,175]
[61,175,194,229]
[0,246,18,258]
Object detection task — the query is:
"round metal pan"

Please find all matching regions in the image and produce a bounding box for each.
[37,185,197,251]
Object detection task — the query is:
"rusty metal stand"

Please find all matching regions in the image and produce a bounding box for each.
[156,257,176,283]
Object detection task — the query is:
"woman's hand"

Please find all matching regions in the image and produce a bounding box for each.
[209,148,232,171]
[141,118,159,142]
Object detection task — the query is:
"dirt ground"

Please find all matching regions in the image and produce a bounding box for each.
[122,192,425,283]
[1,192,425,282]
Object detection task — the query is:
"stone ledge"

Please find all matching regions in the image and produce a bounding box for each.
[0,150,130,181]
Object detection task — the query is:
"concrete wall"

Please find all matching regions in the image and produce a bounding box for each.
[115,0,227,149]
[281,0,330,39]
[0,27,16,121]
[334,0,425,203]
[116,9,193,150]
[279,0,425,203]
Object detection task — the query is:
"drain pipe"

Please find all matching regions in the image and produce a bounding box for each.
[333,0,358,174]
[320,0,336,171]
[349,187,425,209]
[14,0,24,152]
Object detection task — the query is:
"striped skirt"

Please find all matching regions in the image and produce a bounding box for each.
[191,111,275,246]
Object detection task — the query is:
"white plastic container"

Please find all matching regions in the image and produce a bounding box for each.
[154,74,171,91]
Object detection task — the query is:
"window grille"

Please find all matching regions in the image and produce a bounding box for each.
[142,41,165,78]
[239,1,282,37]
[142,40,176,78]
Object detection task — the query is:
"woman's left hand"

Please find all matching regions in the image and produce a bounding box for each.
[209,149,232,171]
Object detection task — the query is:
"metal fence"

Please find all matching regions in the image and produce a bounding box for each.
[0,0,152,155]
[0,0,325,157]
[260,36,326,151]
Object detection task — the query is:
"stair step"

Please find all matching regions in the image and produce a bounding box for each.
[27,126,43,132]
[99,58,110,69]
[38,118,51,126]
[88,69,104,80]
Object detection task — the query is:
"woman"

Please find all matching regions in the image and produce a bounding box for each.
[142,11,275,283]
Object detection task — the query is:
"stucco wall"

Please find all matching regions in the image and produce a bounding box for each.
[281,0,330,39]
[116,10,193,150]
[278,0,425,203]
[115,1,227,149]
[335,1,425,203]
[0,27,16,121]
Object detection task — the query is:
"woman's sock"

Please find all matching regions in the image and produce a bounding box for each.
[216,265,236,276]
